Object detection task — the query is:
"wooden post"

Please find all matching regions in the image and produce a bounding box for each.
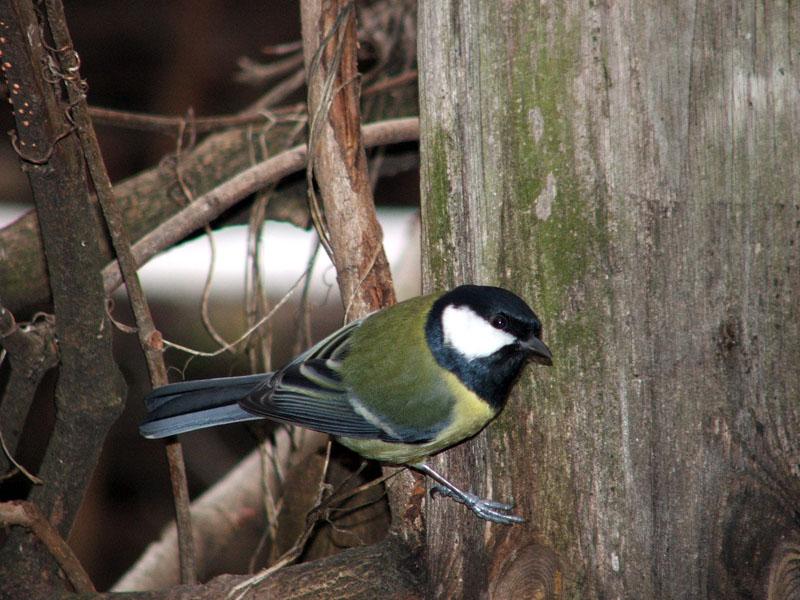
[418,0,800,597]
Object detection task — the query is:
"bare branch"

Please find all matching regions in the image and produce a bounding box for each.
[85,70,415,136]
[236,53,305,85]
[299,0,423,547]
[0,69,417,317]
[101,118,419,295]
[301,0,397,317]
[0,1,123,593]
[40,0,198,582]
[109,536,422,599]
[0,501,95,593]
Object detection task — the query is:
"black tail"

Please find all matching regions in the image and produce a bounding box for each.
[140,374,268,439]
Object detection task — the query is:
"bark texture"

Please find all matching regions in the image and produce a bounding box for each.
[86,536,421,600]
[418,1,799,598]
[0,0,124,594]
[300,0,397,318]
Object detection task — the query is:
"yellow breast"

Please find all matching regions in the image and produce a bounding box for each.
[338,370,496,465]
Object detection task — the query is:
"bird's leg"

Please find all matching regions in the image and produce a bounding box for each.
[411,463,525,525]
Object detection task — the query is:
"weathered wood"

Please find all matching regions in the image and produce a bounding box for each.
[418,1,800,598]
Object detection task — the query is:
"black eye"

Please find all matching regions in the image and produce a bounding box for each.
[491,315,508,330]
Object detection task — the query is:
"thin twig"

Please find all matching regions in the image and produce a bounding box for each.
[0,407,43,485]
[161,270,309,358]
[242,125,281,573]
[197,227,234,350]
[87,69,416,134]
[236,53,305,85]
[87,102,304,135]
[229,442,335,599]
[244,196,273,368]
[241,117,305,372]
[170,116,233,353]
[250,439,281,570]
[261,40,304,56]
[243,126,273,373]
[294,239,321,354]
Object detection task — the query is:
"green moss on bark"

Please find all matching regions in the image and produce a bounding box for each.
[420,127,458,289]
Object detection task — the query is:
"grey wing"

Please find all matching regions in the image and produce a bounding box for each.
[239,314,431,442]
[239,358,387,439]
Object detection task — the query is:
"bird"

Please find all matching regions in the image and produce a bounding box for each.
[140,284,552,524]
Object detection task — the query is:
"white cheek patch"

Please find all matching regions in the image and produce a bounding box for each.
[441,304,517,360]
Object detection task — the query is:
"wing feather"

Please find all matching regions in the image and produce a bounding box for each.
[239,358,385,438]
[239,314,439,444]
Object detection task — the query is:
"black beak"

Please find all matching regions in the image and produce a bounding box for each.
[521,336,553,366]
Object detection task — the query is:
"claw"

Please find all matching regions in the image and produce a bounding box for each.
[431,485,512,509]
[412,461,525,524]
[431,485,524,524]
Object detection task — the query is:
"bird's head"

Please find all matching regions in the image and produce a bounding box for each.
[431,285,552,364]
[425,285,552,409]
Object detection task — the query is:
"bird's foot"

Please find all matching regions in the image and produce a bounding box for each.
[431,485,525,525]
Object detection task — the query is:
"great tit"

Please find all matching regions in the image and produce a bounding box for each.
[140,284,552,524]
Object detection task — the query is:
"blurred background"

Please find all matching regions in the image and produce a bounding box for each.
[0,0,419,590]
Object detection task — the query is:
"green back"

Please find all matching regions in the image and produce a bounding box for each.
[339,293,455,431]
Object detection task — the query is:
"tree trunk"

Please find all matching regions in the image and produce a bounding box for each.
[418,1,800,598]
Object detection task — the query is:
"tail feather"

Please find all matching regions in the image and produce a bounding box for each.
[140,374,268,439]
